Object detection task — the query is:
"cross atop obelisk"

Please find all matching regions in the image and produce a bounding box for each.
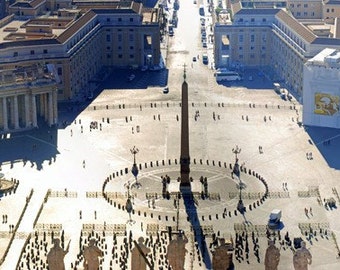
[180,64,191,188]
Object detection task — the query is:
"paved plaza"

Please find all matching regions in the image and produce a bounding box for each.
[1,66,340,269]
[1,0,340,269]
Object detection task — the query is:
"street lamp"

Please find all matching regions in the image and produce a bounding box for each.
[125,181,135,225]
[232,145,245,214]
[130,146,141,189]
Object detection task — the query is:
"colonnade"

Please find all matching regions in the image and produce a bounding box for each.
[0,89,58,133]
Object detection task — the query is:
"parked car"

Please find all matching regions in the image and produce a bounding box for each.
[163,86,169,94]
[202,53,208,64]
[192,56,197,62]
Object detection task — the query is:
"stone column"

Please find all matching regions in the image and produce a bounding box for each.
[24,94,30,127]
[52,89,58,125]
[43,93,48,122]
[2,97,8,130]
[13,95,19,129]
[48,91,53,126]
[31,94,37,127]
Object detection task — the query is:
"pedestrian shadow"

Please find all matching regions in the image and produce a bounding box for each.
[0,124,59,171]
[305,126,340,169]
[181,186,212,269]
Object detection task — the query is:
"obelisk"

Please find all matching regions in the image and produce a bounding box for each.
[180,66,191,188]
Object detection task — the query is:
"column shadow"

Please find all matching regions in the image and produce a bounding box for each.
[180,186,212,269]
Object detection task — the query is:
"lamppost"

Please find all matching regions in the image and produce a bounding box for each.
[130,146,140,189]
[232,145,245,214]
[125,181,135,225]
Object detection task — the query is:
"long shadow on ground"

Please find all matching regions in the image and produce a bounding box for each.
[0,123,59,171]
[181,187,212,269]
[305,126,340,169]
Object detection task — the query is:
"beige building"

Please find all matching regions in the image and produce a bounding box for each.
[0,1,161,133]
[214,2,340,96]
[322,0,340,24]
[287,0,322,19]
[8,0,46,17]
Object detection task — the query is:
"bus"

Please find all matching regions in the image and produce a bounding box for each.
[215,69,242,82]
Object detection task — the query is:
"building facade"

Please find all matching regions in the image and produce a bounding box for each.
[214,2,340,96]
[0,67,58,132]
[303,48,340,128]
[0,1,161,133]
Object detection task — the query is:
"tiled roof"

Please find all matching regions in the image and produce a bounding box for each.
[231,1,242,15]
[56,10,96,44]
[324,0,340,5]
[131,1,142,15]
[0,39,59,49]
[312,37,340,45]
[30,0,46,8]
[235,8,281,15]
[275,10,316,43]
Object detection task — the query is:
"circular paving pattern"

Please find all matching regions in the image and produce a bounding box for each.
[102,159,269,222]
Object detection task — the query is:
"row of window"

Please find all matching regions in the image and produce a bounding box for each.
[13,49,48,57]
[106,17,136,23]
[238,18,267,23]
[106,54,135,59]
[290,3,309,8]
[238,46,266,51]
[237,54,266,59]
[106,34,135,42]
[106,46,135,50]
[292,11,315,17]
